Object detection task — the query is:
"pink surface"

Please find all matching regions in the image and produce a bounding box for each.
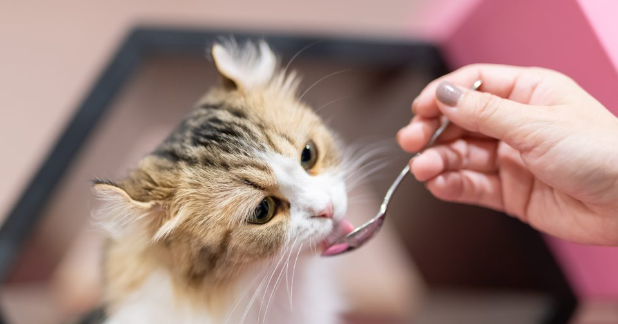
[413,0,483,41]
[439,0,618,298]
[577,0,618,76]
[546,237,618,299]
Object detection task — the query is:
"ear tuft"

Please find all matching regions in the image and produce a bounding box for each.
[93,183,158,240]
[92,178,118,187]
[211,39,277,91]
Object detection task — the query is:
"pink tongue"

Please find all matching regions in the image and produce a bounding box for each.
[322,242,349,256]
[339,219,354,236]
[320,219,355,256]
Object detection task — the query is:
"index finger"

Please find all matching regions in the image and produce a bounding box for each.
[412,64,536,118]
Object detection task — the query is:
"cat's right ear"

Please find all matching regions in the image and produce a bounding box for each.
[92,180,161,240]
[211,40,277,91]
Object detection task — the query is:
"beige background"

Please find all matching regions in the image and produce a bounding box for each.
[0,0,459,222]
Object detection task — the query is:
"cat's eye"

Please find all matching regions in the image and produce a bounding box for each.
[301,140,318,170]
[248,197,277,224]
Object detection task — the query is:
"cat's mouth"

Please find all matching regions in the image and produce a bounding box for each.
[320,218,354,252]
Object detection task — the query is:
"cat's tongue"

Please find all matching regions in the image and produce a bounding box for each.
[321,219,354,253]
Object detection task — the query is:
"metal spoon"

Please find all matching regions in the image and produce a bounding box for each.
[322,80,483,257]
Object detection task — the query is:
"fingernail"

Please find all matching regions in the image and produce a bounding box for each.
[436,81,463,107]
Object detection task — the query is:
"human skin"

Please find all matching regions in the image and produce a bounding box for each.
[397,64,618,245]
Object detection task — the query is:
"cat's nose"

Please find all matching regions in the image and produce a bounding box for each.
[315,202,333,219]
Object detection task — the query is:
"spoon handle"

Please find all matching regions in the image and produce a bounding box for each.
[380,79,483,215]
[379,118,451,214]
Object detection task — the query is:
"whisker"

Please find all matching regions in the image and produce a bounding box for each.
[309,235,315,255]
[257,245,291,321]
[340,143,397,175]
[313,235,318,255]
[289,242,304,310]
[345,156,390,178]
[342,145,394,170]
[341,137,398,158]
[347,195,379,204]
[346,161,391,192]
[262,244,296,324]
[223,269,264,324]
[239,260,279,324]
[344,156,390,179]
[313,95,354,114]
[282,40,324,75]
[298,69,351,102]
[341,148,393,178]
[284,238,299,304]
[344,159,390,187]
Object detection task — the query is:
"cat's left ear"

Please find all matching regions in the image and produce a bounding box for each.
[211,40,277,91]
[92,181,161,240]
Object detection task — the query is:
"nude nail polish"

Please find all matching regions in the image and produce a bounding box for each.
[436,81,463,107]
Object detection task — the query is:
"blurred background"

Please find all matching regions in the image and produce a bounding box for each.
[2,0,618,323]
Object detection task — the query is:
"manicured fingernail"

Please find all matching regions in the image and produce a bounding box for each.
[436,81,463,107]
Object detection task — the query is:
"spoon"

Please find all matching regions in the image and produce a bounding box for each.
[322,80,483,257]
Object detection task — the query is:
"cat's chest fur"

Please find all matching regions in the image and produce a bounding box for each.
[104,258,343,324]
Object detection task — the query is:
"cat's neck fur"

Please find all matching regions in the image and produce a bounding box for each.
[103,239,342,324]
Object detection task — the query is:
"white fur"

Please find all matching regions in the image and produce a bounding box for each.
[260,152,348,246]
[212,40,277,90]
[153,206,190,241]
[105,259,342,324]
[104,269,213,324]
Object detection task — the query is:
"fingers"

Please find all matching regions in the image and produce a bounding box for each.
[413,64,531,118]
[404,64,553,152]
[426,170,504,212]
[406,64,582,153]
[397,116,439,152]
[435,81,555,152]
[410,139,499,181]
[495,142,535,218]
[397,116,490,154]
[412,64,578,118]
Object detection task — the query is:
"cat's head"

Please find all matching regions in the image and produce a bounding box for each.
[94,40,351,282]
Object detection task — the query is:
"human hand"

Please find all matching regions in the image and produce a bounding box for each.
[397,64,618,245]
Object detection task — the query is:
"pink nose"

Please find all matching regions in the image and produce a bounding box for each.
[316,203,333,219]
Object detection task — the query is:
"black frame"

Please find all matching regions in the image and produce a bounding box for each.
[0,26,575,323]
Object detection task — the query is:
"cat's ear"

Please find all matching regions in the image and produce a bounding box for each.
[92,180,161,240]
[211,40,277,91]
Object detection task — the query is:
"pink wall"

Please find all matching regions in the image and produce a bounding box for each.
[437,0,618,298]
[578,0,618,77]
[412,0,483,41]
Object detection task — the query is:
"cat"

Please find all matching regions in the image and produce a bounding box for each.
[90,39,354,324]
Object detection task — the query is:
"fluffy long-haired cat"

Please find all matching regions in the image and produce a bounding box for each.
[91,40,354,324]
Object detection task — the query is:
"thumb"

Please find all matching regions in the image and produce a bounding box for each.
[435,81,550,150]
